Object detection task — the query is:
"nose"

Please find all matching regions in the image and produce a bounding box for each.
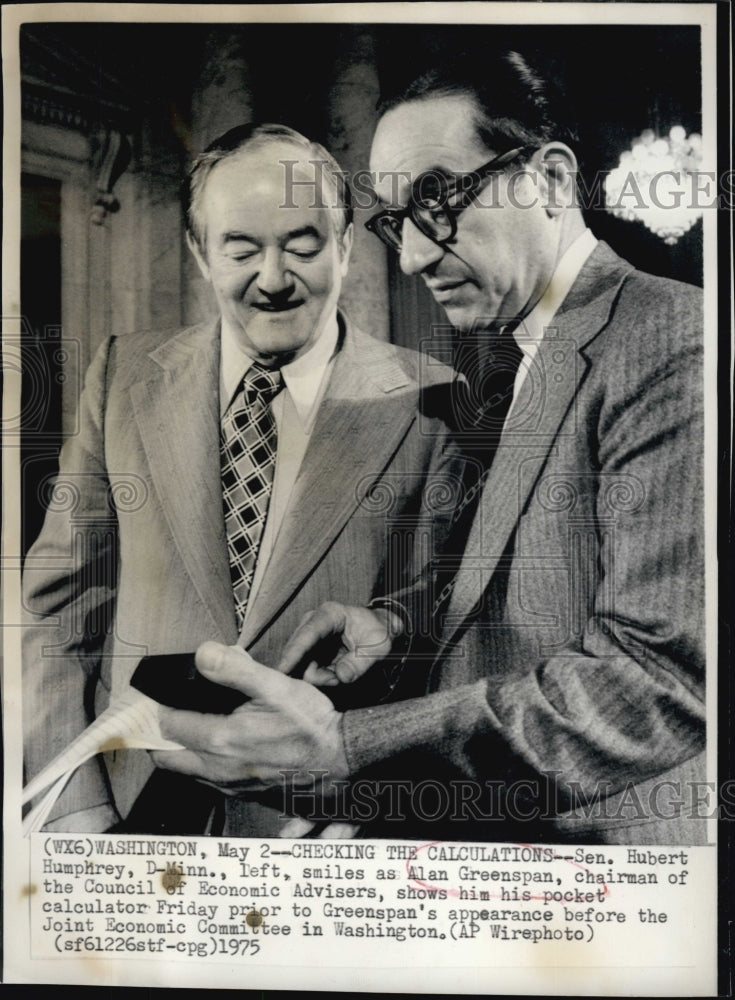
[399,217,445,276]
[257,247,293,296]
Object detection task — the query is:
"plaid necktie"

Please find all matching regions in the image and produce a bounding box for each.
[221,361,284,629]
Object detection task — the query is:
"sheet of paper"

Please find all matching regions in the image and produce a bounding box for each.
[22,690,184,834]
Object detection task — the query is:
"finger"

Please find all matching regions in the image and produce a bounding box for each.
[276,602,347,674]
[195,641,281,699]
[150,748,209,777]
[195,778,242,797]
[304,652,367,685]
[317,822,360,839]
[302,663,340,687]
[150,752,268,792]
[333,654,367,684]
[278,817,316,838]
[157,705,226,749]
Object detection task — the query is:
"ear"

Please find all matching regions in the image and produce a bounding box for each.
[186,231,211,282]
[534,143,579,217]
[338,221,354,277]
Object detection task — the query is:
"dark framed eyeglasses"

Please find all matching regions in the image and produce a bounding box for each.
[365,146,534,253]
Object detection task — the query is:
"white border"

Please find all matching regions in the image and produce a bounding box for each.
[2,3,722,993]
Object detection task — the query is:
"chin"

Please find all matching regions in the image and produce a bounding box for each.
[448,300,507,334]
[442,305,481,334]
[249,319,303,347]
[258,338,305,359]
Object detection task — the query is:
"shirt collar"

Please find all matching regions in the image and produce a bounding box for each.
[220,311,340,425]
[513,228,598,346]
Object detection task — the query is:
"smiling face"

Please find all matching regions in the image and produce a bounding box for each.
[369,95,564,332]
[190,141,352,363]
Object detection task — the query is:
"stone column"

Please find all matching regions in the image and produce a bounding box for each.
[190,30,255,153]
[184,30,256,325]
[326,28,390,341]
[108,116,183,338]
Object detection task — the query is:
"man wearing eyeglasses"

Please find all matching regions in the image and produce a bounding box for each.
[153,54,706,845]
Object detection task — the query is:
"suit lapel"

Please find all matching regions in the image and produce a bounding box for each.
[129,320,239,642]
[439,243,633,649]
[239,326,418,648]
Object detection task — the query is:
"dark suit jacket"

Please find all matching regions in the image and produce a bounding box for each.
[342,243,707,845]
[23,314,463,833]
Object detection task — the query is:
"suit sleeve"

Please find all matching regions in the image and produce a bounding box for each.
[342,286,706,805]
[23,336,121,831]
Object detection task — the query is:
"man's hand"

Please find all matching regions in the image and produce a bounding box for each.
[277,601,403,685]
[151,642,349,794]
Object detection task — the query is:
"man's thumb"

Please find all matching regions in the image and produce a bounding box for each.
[195,642,273,696]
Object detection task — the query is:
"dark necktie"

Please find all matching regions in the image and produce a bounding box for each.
[432,325,524,617]
[372,326,525,703]
[221,361,283,630]
[455,321,525,441]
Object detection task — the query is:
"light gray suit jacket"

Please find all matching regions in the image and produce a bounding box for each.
[23,315,462,832]
[343,243,707,845]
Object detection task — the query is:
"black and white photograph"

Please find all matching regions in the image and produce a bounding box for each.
[2,2,727,993]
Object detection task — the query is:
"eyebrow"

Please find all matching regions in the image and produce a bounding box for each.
[282,226,324,242]
[374,167,454,209]
[222,225,325,245]
[222,231,259,245]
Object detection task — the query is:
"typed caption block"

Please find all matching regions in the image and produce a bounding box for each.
[27,834,712,972]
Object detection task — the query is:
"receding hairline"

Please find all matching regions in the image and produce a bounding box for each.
[185,124,353,251]
[376,89,539,153]
[205,138,340,178]
[375,90,486,133]
[197,144,349,237]
[375,53,578,154]
[371,92,507,169]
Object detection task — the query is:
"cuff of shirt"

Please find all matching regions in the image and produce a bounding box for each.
[367,596,411,637]
[364,598,414,702]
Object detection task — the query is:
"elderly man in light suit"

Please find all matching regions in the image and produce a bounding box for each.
[22,123,462,835]
[154,54,707,846]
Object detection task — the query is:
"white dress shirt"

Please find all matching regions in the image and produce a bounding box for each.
[508,228,598,416]
[219,312,340,620]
